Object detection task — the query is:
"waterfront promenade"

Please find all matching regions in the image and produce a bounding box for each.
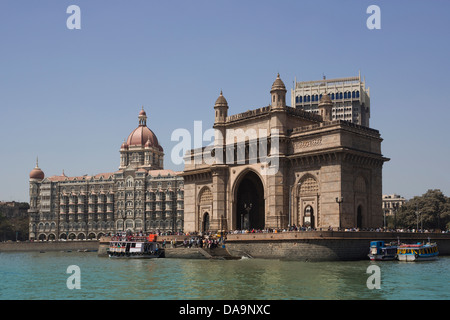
[3,230,449,261]
[96,230,450,261]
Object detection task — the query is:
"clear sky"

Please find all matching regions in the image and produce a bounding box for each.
[1,0,449,202]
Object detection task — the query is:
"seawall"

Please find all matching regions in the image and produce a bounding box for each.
[225,231,450,261]
[0,240,99,252]
[98,231,450,261]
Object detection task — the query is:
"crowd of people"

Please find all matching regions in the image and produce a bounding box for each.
[162,236,223,249]
[107,225,449,247]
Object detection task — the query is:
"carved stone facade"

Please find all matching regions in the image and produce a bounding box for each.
[182,74,388,232]
[28,109,184,241]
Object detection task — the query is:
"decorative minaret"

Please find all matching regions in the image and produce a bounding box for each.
[270,73,287,109]
[318,93,333,122]
[138,106,147,126]
[214,90,228,124]
[213,91,228,149]
[119,139,129,169]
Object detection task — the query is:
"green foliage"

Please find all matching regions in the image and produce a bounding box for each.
[0,213,29,241]
[395,189,450,231]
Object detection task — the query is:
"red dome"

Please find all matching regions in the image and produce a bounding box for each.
[127,126,163,151]
[30,166,44,180]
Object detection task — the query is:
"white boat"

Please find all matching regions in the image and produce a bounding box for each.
[107,234,164,259]
[397,242,438,262]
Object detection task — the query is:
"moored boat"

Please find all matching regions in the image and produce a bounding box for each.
[397,242,438,262]
[368,241,398,261]
[107,234,164,259]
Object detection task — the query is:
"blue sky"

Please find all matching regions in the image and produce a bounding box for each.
[1,0,449,202]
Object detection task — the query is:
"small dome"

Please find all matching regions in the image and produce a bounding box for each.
[121,140,129,150]
[270,73,286,93]
[124,108,163,152]
[215,91,228,107]
[319,93,333,106]
[30,161,44,180]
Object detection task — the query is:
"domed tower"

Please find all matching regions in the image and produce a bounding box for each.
[214,90,228,124]
[213,91,228,148]
[318,93,333,122]
[29,157,45,181]
[29,158,44,220]
[270,73,287,109]
[119,107,164,170]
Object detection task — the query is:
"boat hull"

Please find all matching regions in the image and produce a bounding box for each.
[368,254,396,261]
[397,254,438,262]
[108,254,163,259]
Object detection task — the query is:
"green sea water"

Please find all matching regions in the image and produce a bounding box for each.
[0,251,448,300]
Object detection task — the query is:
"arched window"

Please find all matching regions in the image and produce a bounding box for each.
[126,177,134,188]
[199,187,213,206]
[356,91,360,98]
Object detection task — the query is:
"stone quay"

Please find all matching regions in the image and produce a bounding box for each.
[97,231,450,261]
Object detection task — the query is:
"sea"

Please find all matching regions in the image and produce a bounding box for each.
[0,251,449,301]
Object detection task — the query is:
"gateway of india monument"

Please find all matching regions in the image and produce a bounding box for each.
[28,73,389,240]
[182,74,389,233]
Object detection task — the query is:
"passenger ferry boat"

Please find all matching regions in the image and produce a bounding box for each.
[107,234,165,259]
[397,241,439,262]
[368,241,398,261]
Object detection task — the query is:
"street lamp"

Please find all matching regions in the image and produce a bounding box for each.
[336,196,344,230]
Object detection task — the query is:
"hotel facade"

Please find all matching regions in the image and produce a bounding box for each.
[28,109,184,240]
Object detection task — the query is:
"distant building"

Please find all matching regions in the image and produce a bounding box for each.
[0,201,29,219]
[291,73,370,127]
[382,194,406,216]
[28,108,184,241]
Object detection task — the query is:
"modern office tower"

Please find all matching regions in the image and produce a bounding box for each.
[291,73,371,127]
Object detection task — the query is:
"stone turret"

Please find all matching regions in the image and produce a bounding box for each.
[270,73,287,109]
[318,93,333,122]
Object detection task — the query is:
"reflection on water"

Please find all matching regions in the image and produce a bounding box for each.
[0,252,449,300]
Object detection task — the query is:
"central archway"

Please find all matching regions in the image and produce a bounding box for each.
[234,171,265,230]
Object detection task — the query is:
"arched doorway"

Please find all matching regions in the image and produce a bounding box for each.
[235,171,264,230]
[357,205,363,228]
[202,212,210,232]
[303,205,315,228]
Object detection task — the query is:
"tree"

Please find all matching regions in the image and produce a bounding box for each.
[395,189,450,231]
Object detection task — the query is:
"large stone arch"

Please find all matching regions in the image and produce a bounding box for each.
[232,169,265,230]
